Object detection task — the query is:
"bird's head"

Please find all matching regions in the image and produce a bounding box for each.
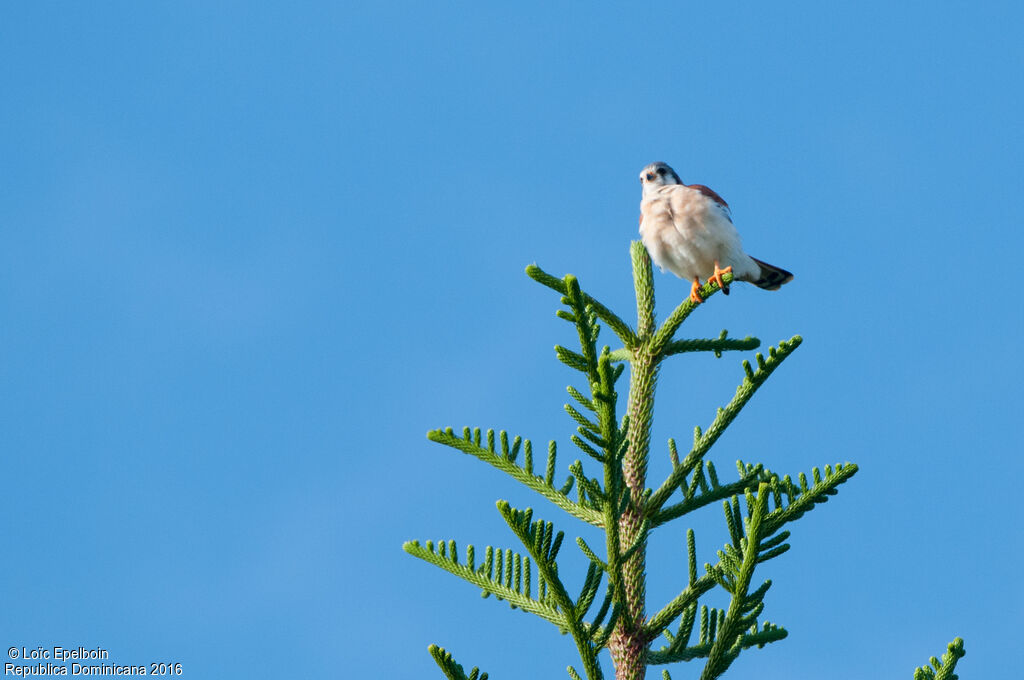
[639,162,682,195]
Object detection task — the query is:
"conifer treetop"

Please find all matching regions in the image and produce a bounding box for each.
[402,241,960,680]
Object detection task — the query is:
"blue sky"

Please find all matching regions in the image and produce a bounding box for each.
[1,2,1021,678]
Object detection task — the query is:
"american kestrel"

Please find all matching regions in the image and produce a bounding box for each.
[638,162,793,304]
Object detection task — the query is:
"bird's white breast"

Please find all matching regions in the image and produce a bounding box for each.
[639,185,756,282]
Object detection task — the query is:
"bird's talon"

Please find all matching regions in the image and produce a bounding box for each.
[709,263,733,293]
[689,279,705,304]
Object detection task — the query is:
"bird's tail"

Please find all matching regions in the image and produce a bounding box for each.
[748,257,794,291]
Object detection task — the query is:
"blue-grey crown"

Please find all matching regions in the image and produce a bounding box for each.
[643,162,682,184]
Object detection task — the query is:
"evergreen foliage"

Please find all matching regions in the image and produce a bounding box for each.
[404,242,960,679]
[914,638,966,680]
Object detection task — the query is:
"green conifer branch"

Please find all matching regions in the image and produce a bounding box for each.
[570,460,606,509]
[645,469,830,651]
[644,571,720,638]
[590,602,624,648]
[645,464,856,648]
[651,277,735,355]
[576,536,609,571]
[607,331,760,364]
[526,264,638,348]
[698,484,773,680]
[643,524,718,640]
[498,501,605,680]
[586,585,615,630]
[647,470,851,673]
[403,538,564,627]
[759,463,859,537]
[427,428,603,527]
[429,644,489,680]
[601,488,634,633]
[913,638,966,680]
[565,403,602,434]
[648,620,788,665]
[572,434,607,464]
[568,385,596,411]
[631,240,656,337]
[576,561,606,620]
[650,463,767,529]
[531,263,641,658]
[663,332,761,358]
[646,337,803,518]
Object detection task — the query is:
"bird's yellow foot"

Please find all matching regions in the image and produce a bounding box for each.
[689,278,704,304]
[708,263,733,295]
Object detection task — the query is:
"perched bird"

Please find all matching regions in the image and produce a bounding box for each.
[638,162,793,304]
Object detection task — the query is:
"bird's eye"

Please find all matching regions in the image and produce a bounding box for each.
[645,173,655,181]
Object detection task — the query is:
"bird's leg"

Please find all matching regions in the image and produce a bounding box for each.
[708,262,733,295]
[689,277,704,304]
